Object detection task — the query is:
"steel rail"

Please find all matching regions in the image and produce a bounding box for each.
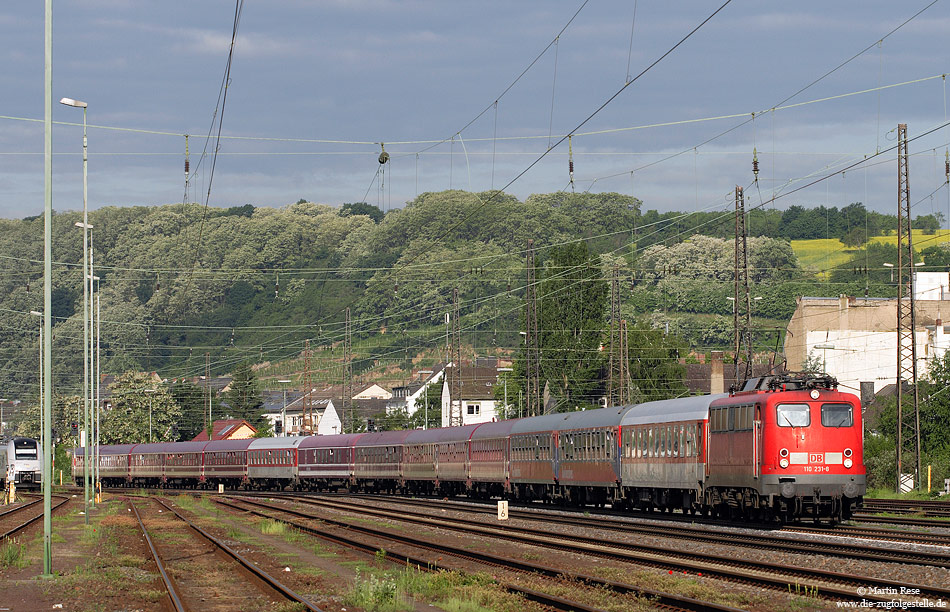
[249,493,950,605]
[0,495,69,541]
[334,493,950,567]
[128,501,187,612]
[215,496,745,612]
[152,497,324,612]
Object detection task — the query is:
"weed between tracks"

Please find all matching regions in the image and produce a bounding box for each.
[345,564,521,612]
[596,567,775,610]
[0,538,28,569]
[38,499,164,609]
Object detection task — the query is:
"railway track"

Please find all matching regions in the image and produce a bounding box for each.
[215,495,745,612]
[127,495,323,612]
[0,495,69,542]
[97,484,950,546]
[863,498,950,518]
[339,493,950,567]
[226,493,950,608]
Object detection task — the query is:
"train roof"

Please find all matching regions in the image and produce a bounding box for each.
[203,439,255,451]
[89,444,137,456]
[247,436,306,450]
[131,441,210,453]
[404,423,483,445]
[353,430,414,446]
[298,433,366,449]
[510,405,636,435]
[620,394,729,426]
[470,419,520,440]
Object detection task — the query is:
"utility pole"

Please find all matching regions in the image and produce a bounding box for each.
[525,240,540,417]
[42,0,53,576]
[343,307,352,434]
[303,339,313,434]
[734,186,752,386]
[619,319,630,405]
[205,353,211,438]
[608,266,621,406]
[895,123,922,492]
[450,287,462,426]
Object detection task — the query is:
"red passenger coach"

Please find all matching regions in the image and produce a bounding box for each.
[468,419,517,498]
[203,439,254,490]
[298,433,365,491]
[705,374,865,521]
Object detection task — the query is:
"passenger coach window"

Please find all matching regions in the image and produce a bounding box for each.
[821,403,853,427]
[776,403,810,427]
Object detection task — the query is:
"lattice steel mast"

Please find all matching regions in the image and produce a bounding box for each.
[450,287,463,426]
[525,240,541,417]
[608,265,622,406]
[734,186,752,386]
[895,123,922,492]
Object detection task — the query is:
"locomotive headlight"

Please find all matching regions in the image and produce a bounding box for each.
[779,448,789,458]
[810,389,820,400]
[844,458,853,469]
[843,448,853,458]
[780,458,789,469]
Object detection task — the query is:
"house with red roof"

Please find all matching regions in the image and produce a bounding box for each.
[191,419,257,441]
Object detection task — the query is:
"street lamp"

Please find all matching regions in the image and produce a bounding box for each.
[61,96,92,521]
[143,388,156,443]
[497,367,513,419]
[418,370,433,430]
[814,344,835,374]
[277,380,291,437]
[883,263,894,283]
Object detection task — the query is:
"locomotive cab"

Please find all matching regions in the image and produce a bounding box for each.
[706,374,865,522]
[760,384,865,521]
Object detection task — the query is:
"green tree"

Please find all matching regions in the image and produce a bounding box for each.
[340,202,384,223]
[625,323,688,402]
[223,362,265,427]
[101,372,181,444]
[534,242,608,411]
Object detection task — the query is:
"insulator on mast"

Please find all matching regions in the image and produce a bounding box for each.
[568,135,575,192]
[945,149,949,183]
[184,135,190,175]
[275,272,279,298]
[752,147,759,182]
[378,143,390,165]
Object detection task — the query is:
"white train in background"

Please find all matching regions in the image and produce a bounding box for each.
[1,437,42,490]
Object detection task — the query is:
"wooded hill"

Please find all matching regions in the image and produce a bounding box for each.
[0,190,944,407]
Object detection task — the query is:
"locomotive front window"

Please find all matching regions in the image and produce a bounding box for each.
[821,403,853,427]
[776,403,810,427]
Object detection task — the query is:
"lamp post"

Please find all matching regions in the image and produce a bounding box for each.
[497,367,513,419]
[144,389,156,442]
[277,380,291,436]
[814,344,835,374]
[61,96,91,521]
[418,371,433,430]
[883,262,894,284]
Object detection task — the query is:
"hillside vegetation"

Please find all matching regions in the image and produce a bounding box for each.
[0,190,944,408]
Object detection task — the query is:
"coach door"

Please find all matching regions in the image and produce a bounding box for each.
[753,405,762,479]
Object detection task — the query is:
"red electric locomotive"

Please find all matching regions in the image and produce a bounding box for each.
[704,374,865,522]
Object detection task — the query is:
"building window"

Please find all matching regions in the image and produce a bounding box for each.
[467,404,480,415]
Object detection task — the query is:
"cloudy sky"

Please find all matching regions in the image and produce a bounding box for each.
[2,1,949,221]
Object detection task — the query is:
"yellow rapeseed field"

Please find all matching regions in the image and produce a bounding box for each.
[791,230,950,279]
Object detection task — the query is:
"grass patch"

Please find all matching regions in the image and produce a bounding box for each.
[596,568,771,610]
[260,519,288,536]
[0,538,29,569]
[346,564,527,612]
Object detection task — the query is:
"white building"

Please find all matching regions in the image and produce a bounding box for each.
[785,294,950,395]
[440,365,499,427]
